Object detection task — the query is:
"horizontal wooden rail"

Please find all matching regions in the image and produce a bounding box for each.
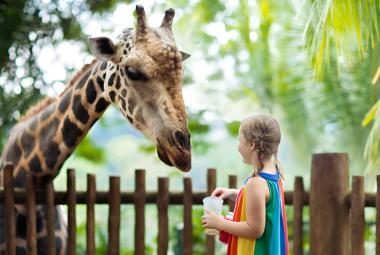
[0,190,306,205]
[1,189,379,208]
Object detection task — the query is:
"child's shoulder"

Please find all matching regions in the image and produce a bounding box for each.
[245,176,267,189]
[245,176,270,199]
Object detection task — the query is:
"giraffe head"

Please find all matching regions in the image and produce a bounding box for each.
[88,6,192,172]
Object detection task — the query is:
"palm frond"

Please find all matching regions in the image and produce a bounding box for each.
[364,99,380,174]
[303,0,380,77]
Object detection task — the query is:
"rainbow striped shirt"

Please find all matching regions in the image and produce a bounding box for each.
[226,171,289,255]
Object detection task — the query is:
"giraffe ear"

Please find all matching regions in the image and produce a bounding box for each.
[88,37,117,62]
[180,51,191,61]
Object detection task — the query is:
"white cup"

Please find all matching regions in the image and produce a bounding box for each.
[203,196,223,235]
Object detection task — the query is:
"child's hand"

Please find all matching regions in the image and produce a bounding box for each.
[211,187,232,199]
[202,209,224,230]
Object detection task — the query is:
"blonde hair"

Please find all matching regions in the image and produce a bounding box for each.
[239,113,283,177]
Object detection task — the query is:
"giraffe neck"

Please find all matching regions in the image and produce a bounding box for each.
[1,60,111,182]
[51,60,110,173]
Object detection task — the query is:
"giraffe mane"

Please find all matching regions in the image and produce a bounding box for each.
[19,97,56,122]
[58,59,98,96]
[19,59,98,122]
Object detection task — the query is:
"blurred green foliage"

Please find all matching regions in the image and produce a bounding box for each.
[0,0,88,150]
[75,136,105,163]
[1,0,378,171]
[226,121,241,136]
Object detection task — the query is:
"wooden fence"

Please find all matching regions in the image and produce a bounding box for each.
[1,153,380,255]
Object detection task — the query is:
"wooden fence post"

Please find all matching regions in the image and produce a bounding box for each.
[157,177,169,255]
[377,175,380,255]
[86,174,96,255]
[206,168,216,255]
[351,176,365,255]
[134,169,146,255]
[108,176,121,255]
[310,153,349,255]
[26,173,37,255]
[67,169,77,255]
[4,164,16,255]
[183,177,193,255]
[228,175,237,212]
[293,177,304,255]
[46,178,56,255]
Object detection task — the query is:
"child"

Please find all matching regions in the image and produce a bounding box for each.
[202,113,289,254]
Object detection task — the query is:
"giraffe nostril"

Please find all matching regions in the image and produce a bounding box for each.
[174,131,191,150]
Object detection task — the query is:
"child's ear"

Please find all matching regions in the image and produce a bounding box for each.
[250,143,256,152]
[88,37,117,62]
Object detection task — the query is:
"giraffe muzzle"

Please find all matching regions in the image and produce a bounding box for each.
[156,132,192,172]
[174,131,191,151]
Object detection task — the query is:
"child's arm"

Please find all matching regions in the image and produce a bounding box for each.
[211,187,239,201]
[229,188,239,201]
[217,177,268,239]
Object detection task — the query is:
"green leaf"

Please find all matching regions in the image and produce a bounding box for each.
[138,143,156,154]
[188,118,210,135]
[226,121,241,136]
[60,17,82,40]
[362,100,379,127]
[75,136,105,163]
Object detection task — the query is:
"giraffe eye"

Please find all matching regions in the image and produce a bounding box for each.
[125,66,148,81]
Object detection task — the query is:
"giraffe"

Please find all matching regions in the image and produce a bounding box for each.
[0,5,192,254]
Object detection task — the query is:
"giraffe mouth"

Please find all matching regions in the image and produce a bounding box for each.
[157,146,174,167]
[156,139,191,172]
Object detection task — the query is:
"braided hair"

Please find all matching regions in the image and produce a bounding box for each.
[240,114,283,177]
